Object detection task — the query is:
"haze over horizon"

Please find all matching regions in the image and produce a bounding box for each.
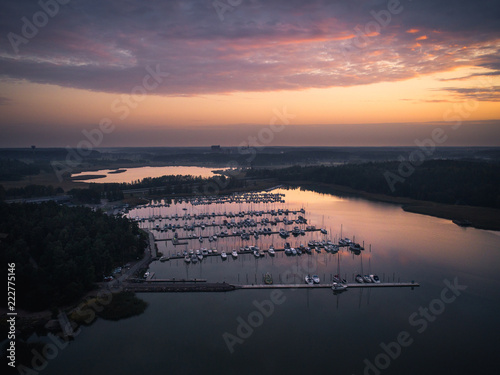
[1,0,499,147]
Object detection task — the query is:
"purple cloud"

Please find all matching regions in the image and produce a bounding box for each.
[0,0,499,95]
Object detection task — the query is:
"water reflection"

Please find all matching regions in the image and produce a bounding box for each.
[47,186,500,375]
[71,165,223,183]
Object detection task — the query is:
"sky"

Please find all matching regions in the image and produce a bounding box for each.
[0,0,499,147]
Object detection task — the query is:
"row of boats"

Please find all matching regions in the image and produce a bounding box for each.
[150,217,309,233]
[145,192,287,208]
[180,247,266,263]
[138,207,306,223]
[304,273,380,292]
[160,237,365,263]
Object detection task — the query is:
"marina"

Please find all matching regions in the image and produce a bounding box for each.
[46,185,500,375]
[122,188,419,295]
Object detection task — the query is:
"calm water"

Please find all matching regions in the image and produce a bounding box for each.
[71,166,222,183]
[45,187,500,375]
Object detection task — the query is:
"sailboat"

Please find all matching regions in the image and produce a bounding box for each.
[333,251,347,284]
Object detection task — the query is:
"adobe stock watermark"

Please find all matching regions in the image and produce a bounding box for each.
[193,106,296,196]
[223,290,286,354]
[213,0,243,22]
[223,254,318,353]
[340,0,403,59]
[384,74,495,192]
[51,64,169,182]
[7,0,71,54]
[356,277,467,375]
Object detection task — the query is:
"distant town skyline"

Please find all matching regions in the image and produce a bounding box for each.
[1,0,499,147]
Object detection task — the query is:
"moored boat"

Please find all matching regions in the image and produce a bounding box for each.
[305,275,314,285]
[332,282,348,293]
[268,246,275,256]
[370,274,380,283]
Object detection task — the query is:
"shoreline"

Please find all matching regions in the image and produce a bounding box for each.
[290,181,500,231]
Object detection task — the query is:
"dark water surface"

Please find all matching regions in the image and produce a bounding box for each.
[47,188,500,375]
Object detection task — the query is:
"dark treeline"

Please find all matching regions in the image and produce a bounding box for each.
[247,160,500,208]
[0,184,64,200]
[69,183,124,203]
[120,174,245,193]
[0,202,147,310]
[0,159,41,181]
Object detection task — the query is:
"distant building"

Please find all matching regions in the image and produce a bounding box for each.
[211,145,222,152]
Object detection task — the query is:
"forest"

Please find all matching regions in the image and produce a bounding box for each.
[119,173,246,193]
[0,202,147,311]
[246,160,500,209]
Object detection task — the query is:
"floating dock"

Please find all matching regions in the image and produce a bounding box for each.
[156,228,322,242]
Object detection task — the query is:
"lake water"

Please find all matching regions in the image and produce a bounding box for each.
[44,187,500,375]
[71,166,223,183]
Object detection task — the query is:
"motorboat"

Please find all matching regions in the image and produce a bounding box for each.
[264,273,273,285]
[291,248,297,256]
[184,256,191,263]
[221,252,227,260]
[305,275,314,285]
[355,274,364,283]
[312,275,320,284]
[370,274,380,283]
[268,246,275,256]
[231,250,238,259]
[332,282,348,293]
[159,256,169,262]
[253,250,261,258]
[363,275,373,283]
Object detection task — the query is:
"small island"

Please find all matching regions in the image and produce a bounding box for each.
[108,169,127,174]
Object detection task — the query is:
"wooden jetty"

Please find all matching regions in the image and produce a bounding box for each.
[124,281,419,293]
[125,282,236,293]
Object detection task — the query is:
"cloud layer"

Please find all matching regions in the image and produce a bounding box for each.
[1,0,499,97]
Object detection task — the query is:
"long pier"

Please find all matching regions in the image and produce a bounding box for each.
[124,281,419,293]
[237,282,419,289]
